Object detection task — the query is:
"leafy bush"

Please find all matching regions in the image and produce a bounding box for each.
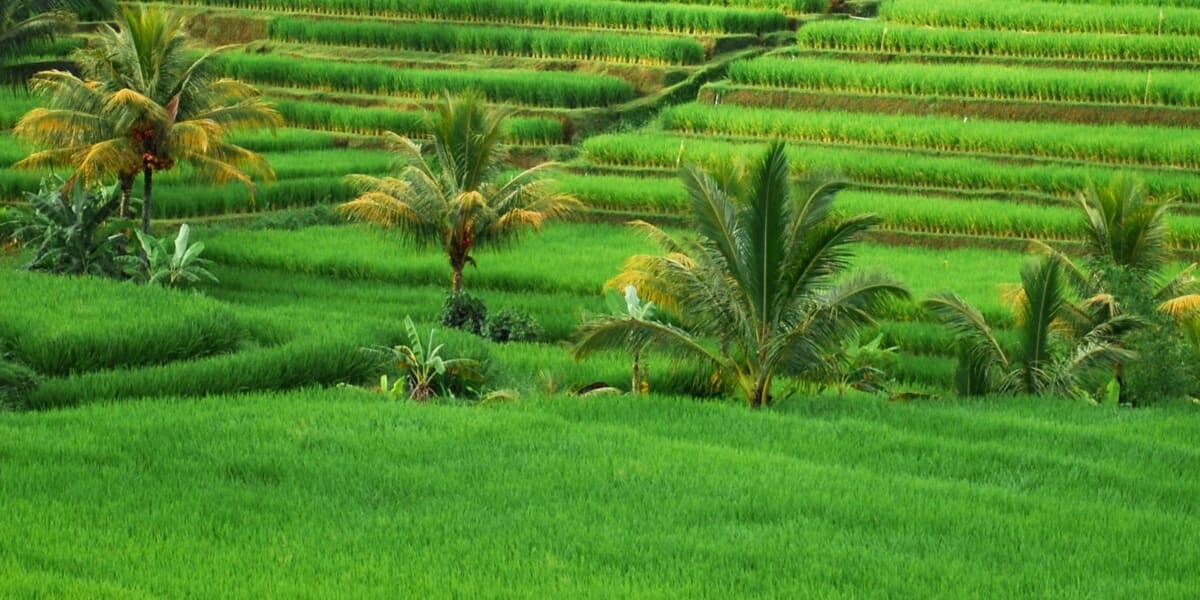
[0,360,39,410]
[375,317,484,401]
[440,292,487,335]
[2,178,128,277]
[485,308,542,343]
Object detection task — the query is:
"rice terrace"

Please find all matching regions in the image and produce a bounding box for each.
[2,0,1200,595]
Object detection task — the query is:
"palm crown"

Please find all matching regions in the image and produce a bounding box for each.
[338,92,578,292]
[13,5,280,232]
[574,141,908,407]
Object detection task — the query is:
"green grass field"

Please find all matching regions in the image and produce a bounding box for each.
[5,0,1200,593]
[2,390,1197,596]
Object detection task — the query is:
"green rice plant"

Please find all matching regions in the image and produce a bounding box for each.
[616,0,825,13]
[727,57,1200,108]
[270,98,563,143]
[797,21,1200,63]
[879,0,1200,35]
[209,53,635,108]
[154,176,357,218]
[163,0,788,34]
[6,389,1199,595]
[660,103,1200,168]
[224,128,350,152]
[0,269,243,376]
[203,223,658,297]
[553,173,690,213]
[581,133,1200,203]
[24,334,380,409]
[0,87,40,130]
[266,17,707,65]
[0,361,39,410]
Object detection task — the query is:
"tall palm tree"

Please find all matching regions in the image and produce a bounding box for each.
[337,92,578,293]
[13,5,280,232]
[572,141,908,407]
[924,256,1138,398]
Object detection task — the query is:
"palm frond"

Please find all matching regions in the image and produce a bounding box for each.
[572,315,723,371]
[922,292,1009,371]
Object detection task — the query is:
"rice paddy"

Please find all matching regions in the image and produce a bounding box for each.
[4,0,1200,594]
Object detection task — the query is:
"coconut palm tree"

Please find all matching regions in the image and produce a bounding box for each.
[1034,175,1200,316]
[337,92,578,293]
[924,256,1138,398]
[13,4,280,232]
[572,141,908,407]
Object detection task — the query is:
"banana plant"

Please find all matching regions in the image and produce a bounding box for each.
[123,223,218,289]
[386,317,482,402]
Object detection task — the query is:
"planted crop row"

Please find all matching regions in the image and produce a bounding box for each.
[273,98,564,143]
[660,103,1200,168]
[698,82,1200,128]
[267,17,706,65]
[155,176,356,218]
[164,0,787,34]
[210,54,635,108]
[0,269,243,376]
[727,57,1200,107]
[225,128,371,153]
[879,0,1200,36]
[797,21,1200,63]
[556,171,1200,243]
[581,133,1200,203]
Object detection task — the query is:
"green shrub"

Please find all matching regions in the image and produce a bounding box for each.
[3,178,128,278]
[485,308,542,343]
[0,361,39,410]
[440,292,488,335]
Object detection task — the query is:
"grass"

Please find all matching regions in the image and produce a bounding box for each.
[0,390,1196,595]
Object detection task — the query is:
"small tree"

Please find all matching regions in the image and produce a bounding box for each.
[337,92,578,293]
[14,5,280,231]
[574,141,908,407]
[924,256,1138,399]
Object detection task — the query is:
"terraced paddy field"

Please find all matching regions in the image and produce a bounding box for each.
[3,0,1200,593]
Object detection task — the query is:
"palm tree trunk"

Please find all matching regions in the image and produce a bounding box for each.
[631,350,641,396]
[118,174,134,218]
[141,166,153,234]
[451,267,463,293]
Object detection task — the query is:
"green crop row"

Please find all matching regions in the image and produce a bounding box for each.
[266,16,706,65]
[555,170,1200,243]
[25,333,381,410]
[727,57,1200,107]
[659,103,1200,168]
[581,133,1200,203]
[879,0,1200,35]
[613,0,826,14]
[1037,0,1200,6]
[797,20,1200,63]
[164,0,787,34]
[209,54,635,108]
[272,98,564,143]
[225,128,374,153]
[154,176,355,218]
[0,269,243,377]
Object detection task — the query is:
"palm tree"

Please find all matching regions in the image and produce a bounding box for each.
[13,5,280,232]
[337,92,578,293]
[572,141,908,407]
[924,256,1137,398]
